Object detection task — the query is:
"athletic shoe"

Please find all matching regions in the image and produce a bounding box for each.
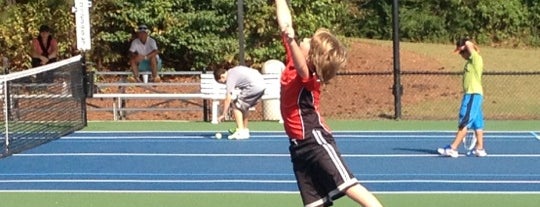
[228,128,249,140]
[472,149,487,157]
[437,145,459,158]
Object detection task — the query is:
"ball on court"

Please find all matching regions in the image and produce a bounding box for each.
[215,132,222,139]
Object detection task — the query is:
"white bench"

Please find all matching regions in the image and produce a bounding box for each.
[91,72,281,122]
[199,73,281,124]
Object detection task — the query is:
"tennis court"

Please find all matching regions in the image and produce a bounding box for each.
[0,122,539,207]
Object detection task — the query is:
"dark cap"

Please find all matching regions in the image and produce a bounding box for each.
[39,25,51,33]
[137,24,149,33]
[454,37,470,53]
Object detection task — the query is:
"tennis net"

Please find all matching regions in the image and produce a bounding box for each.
[0,55,87,157]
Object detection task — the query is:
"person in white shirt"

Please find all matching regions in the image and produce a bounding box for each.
[128,24,160,82]
[214,66,266,140]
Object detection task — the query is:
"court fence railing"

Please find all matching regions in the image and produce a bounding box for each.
[85,70,540,121]
[324,70,540,120]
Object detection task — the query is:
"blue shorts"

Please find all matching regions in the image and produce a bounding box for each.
[458,93,484,130]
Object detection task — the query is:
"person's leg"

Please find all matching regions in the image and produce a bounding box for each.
[450,126,468,149]
[243,110,249,129]
[228,106,250,140]
[474,129,484,149]
[439,94,472,157]
[149,56,160,82]
[232,108,244,130]
[242,110,250,137]
[472,95,486,156]
[129,56,140,81]
[473,95,485,150]
[345,184,383,207]
[437,126,467,158]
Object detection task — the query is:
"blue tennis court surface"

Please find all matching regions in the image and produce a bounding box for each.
[0,131,539,193]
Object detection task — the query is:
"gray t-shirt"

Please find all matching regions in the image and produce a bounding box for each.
[226,66,265,98]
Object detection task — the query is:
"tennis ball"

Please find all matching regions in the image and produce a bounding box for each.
[215,132,222,139]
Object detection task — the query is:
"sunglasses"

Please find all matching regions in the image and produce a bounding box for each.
[138,27,148,30]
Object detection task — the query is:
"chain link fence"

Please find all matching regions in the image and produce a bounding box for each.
[318,71,540,120]
[86,71,540,121]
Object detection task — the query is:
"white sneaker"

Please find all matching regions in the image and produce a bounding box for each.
[472,149,487,157]
[228,128,250,140]
[437,145,459,158]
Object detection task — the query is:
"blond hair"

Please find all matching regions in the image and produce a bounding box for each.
[308,28,347,84]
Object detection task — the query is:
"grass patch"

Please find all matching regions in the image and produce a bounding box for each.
[356,38,540,71]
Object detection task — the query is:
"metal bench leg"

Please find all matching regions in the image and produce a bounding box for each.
[113,99,118,121]
[211,99,219,124]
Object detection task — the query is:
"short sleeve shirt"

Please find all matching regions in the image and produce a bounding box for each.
[225,66,265,95]
[129,37,159,58]
[462,50,483,95]
[279,35,331,140]
[32,37,58,56]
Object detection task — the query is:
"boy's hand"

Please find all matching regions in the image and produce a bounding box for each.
[281,24,295,40]
[218,115,226,123]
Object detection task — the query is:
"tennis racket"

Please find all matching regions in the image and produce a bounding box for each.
[463,130,477,156]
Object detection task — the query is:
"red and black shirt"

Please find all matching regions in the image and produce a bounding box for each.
[280,35,331,140]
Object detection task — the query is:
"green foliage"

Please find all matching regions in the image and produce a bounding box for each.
[356,0,538,46]
[88,0,355,71]
[0,0,74,70]
[2,0,540,71]
[474,0,528,45]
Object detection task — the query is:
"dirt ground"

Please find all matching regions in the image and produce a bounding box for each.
[87,40,455,121]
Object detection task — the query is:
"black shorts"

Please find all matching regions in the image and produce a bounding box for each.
[289,128,359,207]
[231,88,265,113]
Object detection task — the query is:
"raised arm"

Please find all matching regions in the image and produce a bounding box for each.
[275,0,293,33]
[275,0,310,78]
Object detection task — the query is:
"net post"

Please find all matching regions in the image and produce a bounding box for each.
[2,81,9,155]
[2,58,10,155]
[80,53,88,126]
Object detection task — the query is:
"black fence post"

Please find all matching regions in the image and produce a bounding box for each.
[202,68,209,122]
[392,0,402,120]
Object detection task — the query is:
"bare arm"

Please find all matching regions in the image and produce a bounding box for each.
[48,39,58,59]
[146,49,159,59]
[219,93,232,122]
[464,40,479,53]
[275,0,309,78]
[30,39,48,63]
[458,39,479,54]
[30,40,42,58]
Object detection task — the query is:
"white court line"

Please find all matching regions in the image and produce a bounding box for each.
[0,190,539,194]
[1,179,539,184]
[62,134,533,140]
[66,131,540,140]
[0,179,295,183]
[531,131,540,140]
[13,153,540,157]
[74,130,538,134]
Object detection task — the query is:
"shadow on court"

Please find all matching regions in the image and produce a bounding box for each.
[393,147,439,154]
